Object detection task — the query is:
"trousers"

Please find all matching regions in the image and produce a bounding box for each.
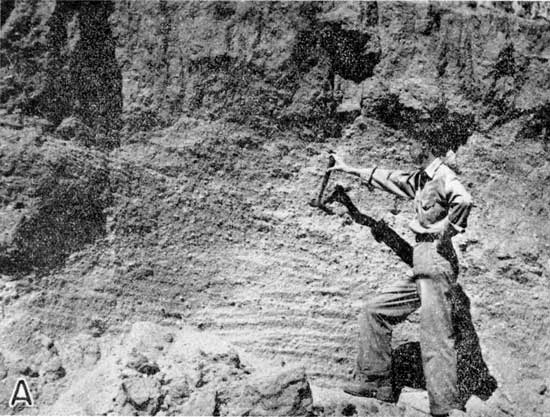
[356,240,462,415]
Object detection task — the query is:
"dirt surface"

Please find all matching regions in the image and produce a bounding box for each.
[1,1,550,416]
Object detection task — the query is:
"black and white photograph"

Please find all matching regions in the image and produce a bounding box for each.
[0,1,549,416]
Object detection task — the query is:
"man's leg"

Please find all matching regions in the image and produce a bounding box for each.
[417,275,461,415]
[346,276,421,399]
[415,242,462,415]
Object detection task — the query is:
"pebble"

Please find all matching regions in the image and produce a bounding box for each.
[38,335,54,349]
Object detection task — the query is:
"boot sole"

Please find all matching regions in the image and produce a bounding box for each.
[343,386,394,402]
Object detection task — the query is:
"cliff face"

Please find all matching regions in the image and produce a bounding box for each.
[1,0,122,147]
[2,1,549,142]
[337,1,550,147]
[110,1,381,138]
[1,2,550,416]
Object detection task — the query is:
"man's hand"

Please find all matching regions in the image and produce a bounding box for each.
[326,154,374,185]
[327,154,352,174]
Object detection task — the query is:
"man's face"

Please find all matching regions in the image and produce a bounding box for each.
[409,141,429,167]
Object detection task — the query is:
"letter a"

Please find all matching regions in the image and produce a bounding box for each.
[9,378,33,408]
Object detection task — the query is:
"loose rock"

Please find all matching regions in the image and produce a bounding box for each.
[397,388,430,415]
[40,356,66,382]
[122,376,162,415]
[226,367,313,416]
[126,350,160,375]
[166,376,191,403]
[179,388,217,416]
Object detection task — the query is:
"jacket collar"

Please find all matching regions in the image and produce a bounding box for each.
[423,157,443,179]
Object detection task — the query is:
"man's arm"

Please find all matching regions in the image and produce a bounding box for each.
[323,185,414,266]
[441,174,473,238]
[329,155,417,199]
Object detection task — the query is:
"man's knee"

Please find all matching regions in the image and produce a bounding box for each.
[360,298,382,324]
[362,297,379,314]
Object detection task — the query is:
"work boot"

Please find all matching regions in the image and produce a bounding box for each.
[343,376,394,402]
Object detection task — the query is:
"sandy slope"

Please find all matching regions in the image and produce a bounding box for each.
[1,114,549,415]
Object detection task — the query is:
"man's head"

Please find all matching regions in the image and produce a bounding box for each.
[408,103,474,167]
[409,140,429,166]
[409,136,449,167]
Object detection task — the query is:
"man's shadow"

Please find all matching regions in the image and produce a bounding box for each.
[324,185,497,403]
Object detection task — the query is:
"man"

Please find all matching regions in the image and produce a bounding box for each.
[329,138,473,417]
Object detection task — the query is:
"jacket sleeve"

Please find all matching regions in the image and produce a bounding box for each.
[445,176,473,233]
[361,167,417,200]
